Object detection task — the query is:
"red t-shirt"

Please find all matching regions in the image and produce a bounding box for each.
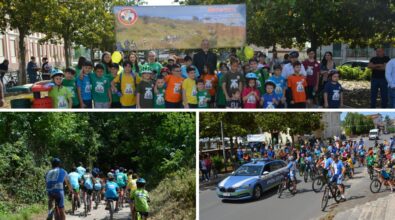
[302,60,320,87]
[242,87,260,108]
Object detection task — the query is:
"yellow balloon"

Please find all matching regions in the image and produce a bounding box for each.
[112,51,122,64]
[244,46,254,59]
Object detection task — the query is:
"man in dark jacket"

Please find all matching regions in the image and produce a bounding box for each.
[193,39,218,74]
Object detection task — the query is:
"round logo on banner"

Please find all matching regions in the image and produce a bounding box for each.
[118,8,138,26]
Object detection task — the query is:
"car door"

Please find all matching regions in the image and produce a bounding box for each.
[260,163,273,190]
[269,161,283,186]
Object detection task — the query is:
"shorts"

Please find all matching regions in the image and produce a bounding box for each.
[290,102,306,109]
[72,104,80,109]
[72,187,80,193]
[48,191,65,209]
[82,186,93,195]
[106,197,118,201]
[94,102,110,109]
[306,86,316,100]
[111,102,122,108]
[187,104,198,108]
[331,174,343,185]
[289,171,296,181]
[83,100,93,108]
[137,212,149,217]
[122,105,136,109]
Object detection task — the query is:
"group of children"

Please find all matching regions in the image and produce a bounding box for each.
[48,51,343,109]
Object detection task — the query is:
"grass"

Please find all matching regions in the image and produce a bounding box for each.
[116,16,245,50]
[0,204,46,220]
[150,169,196,220]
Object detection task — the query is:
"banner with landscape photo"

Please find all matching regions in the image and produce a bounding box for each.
[114,4,246,51]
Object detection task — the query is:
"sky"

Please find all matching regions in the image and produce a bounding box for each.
[340,112,395,121]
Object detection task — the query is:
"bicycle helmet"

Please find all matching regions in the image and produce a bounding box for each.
[289,51,299,58]
[51,158,61,167]
[264,80,276,88]
[140,65,153,74]
[136,178,146,184]
[245,72,257,80]
[107,172,114,179]
[50,68,64,78]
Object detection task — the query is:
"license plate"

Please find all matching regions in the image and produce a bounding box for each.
[223,193,231,197]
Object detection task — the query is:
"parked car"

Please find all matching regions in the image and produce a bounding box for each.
[340,60,369,70]
[216,158,288,201]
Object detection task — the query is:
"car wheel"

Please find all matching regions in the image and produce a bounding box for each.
[253,185,262,200]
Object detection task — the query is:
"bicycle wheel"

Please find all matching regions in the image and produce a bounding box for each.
[304,170,308,183]
[370,179,382,193]
[312,176,324,193]
[109,201,114,220]
[333,186,342,203]
[277,181,284,198]
[321,187,329,211]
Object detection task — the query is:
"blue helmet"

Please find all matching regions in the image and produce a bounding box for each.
[245,72,257,79]
[51,158,61,167]
[136,178,146,184]
[50,68,64,78]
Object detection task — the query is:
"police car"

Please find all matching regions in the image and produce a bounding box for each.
[216,158,288,201]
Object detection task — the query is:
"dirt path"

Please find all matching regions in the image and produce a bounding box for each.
[66,200,131,220]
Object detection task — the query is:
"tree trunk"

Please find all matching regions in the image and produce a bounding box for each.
[18,30,27,85]
[63,37,71,68]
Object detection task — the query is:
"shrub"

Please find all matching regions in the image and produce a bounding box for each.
[337,66,372,81]
[211,156,224,173]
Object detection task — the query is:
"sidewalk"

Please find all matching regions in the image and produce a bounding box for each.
[333,193,395,220]
[199,173,230,189]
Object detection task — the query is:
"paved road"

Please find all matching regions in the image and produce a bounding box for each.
[66,200,131,220]
[200,164,392,220]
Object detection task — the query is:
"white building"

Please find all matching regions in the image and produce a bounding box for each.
[318,112,342,139]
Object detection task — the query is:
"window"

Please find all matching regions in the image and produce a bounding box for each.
[333,43,342,57]
[0,38,4,57]
[10,40,16,57]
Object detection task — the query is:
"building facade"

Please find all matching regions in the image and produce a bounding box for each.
[0,29,67,70]
[320,43,395,65]
[318,112,342,139]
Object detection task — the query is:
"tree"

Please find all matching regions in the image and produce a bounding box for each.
[185,0,395,51]
[343,113,375,136]
[1,0,52,84]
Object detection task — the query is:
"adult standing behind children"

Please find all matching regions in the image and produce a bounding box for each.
[385,58,395,108]
[193,39,218,75]
[281,51,306,80]
[302,48,320,108]
[368,47,390,108]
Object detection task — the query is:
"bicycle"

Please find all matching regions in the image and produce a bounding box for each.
[312,169,329,193]
[321,181,343,211]
[367,165,374,180]
[106,199,116,220]
[304,163,316,182]
[71,191,79,215]
[2,71,18,91]
[92,190,101,210]
[46,195,61,220]
[277,174,297,198]
[82,190,91,217]
[370,170,395,193]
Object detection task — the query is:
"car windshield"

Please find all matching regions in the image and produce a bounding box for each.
[233,165,262,176]
[370,132,377,135]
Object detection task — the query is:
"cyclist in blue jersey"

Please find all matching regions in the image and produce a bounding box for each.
[68,167,82,208]
[330,154,346,201]
[324,153,333,178]
[45,158,72,220]
[287,156,297,193]
[77,162,86,178]
[116,167,128,202]
[82,168,94,212]
[105,172,120,211]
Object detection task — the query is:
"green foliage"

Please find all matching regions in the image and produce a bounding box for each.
[343,112,375,136]
[185,0,395,50]
[337,66,372,81]
[211,156,224,173]
[150,168,195,220]
[200,112,322,142]
[0,113,195,216]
